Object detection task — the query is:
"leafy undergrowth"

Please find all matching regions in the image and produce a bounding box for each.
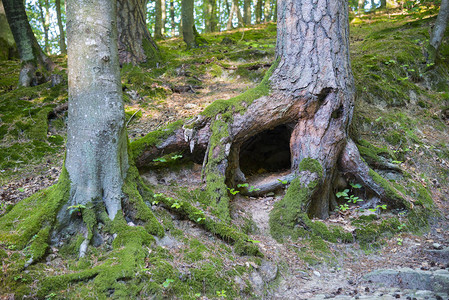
[0,7,449,299]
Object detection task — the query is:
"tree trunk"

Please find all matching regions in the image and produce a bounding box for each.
[154,0,163,39]
[227,0,243,29]
[161,0,166,36]
[181,0,197,48]
[235,0,244,27]
[263,0,270,22]
[0,0,17,60]
[170,0,175,36]
[254,0,262,24]
[37,0,50,54]
[380,0,387,8]
[65,0,128,225]
[116,0,160,65]
[134,0,398,225]
[55,0,66,54]
[205,0,217,32]
[227,0,235,30]
[243,0,251,25]
[358,0,365,12]
[2,0,55,86]
[428,0,449,63]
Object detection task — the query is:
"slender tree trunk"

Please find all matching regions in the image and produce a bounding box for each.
[243,0,251,25]
[0,0,17,60]
[181,0,197,48]
[161,0,166,36]
[116,0,160,65]
[37,0,50,54]
[3,0,55,86]
[254,0,262,24]
[65,0,128,224]
[370,0,376,10]
[205,0,217,32]
[170,0,175,36]
[358,0,365,12]
[428,0,449,62]
[263,0,270,22]
[235,0,244,27]
[55,0,66,54]
[380,0,387,8]
[154,0,163,39]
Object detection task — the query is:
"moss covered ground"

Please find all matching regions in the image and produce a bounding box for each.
[1,7,449,298]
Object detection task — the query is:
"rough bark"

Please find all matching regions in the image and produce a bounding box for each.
[227,0,243,30]
[0,0,17,60]
[135,0,396,222]
[65,0,128,223]
[55,0,66,54]
[116,0,160,65]
[380,0,387,8]
[3,0,55,86]
[243,0,251,25]
[181,0,198,48]
[428,0,449,63]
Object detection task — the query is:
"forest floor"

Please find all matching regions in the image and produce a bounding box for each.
[1,7,449,300]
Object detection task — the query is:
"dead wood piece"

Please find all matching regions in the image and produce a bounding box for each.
[172,85,203,93]
[247,63,271,71]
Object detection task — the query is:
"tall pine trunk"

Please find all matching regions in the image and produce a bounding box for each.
[254,0,262,24]
[116,0,160,65]
[154,0,163,39]
[170,0,175,36]
[243,0,251,25]
[0,0,17,60]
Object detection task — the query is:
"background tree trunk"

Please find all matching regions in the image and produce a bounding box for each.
[154,0,163,39]
[204,0,217,32]
[263,0,270,22]
[428,0,449,62]
[116,0,160,65]
[170,0,175,36]
[65,0,128,224]
[0,0,17,60]
[37,0,51,54]
[243,0,251,25]
[254,0,262,24]
[182,0,198,48]
[55,0,66,54]
[2,0,55,86]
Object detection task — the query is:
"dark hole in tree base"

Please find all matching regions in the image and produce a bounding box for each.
[239,124,293,176]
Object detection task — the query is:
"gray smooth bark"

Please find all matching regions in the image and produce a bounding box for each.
[428,0,449,62]
[66,0,128,221]
[154,0,163,39]
[243,0,251,25]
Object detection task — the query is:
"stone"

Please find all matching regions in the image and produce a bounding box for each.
[249,271,264,295]
[259,260,278,283]
[432,243,443,250]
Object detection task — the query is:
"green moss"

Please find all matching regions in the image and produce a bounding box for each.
[298,157,324,178]
[0,167,70,250]
[130,120,183,160]
[122,164,164,237]
[369,169,405,207]
[201,59,279,119]
[357,139,396,166]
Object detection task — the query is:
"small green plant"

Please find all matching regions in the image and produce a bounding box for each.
[227,188,239,195]
[338,204,350,211]
[18,187,25,192]
[248,186,261,192]
[368,204,387,212]
[194,293,201,298]
[397,223,406,231]
[216,290,227,298]
[277,179,288,185]
[45,293,57,300]
[397,238,403,246]
[349,183,362,189]
[237,183,249,188]
[151,200,159,205]
[154,193,164,198]
[153,157,167,163]
[162,278,174,288]
[247,239,260,243]
[171,201,181,209]
[67,204,86,215]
